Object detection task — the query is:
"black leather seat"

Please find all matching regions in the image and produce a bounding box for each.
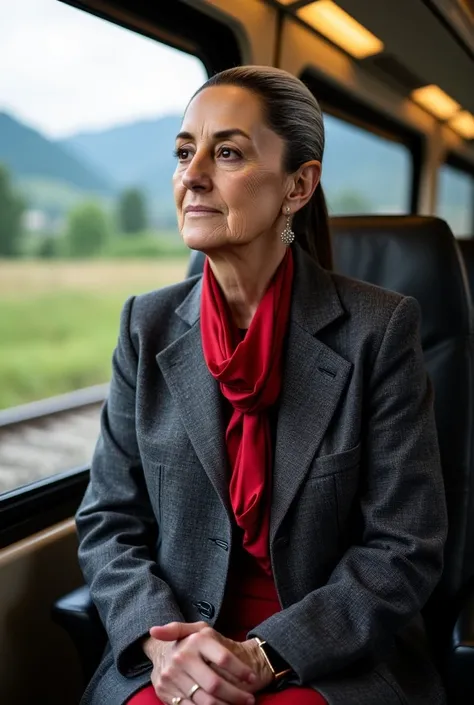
[330,215,474,704]
[53,216,474,702]
[457,239,474,302]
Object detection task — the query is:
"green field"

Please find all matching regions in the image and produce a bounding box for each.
[0,258,188,410]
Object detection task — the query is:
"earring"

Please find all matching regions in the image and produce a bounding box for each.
[281,206,295,246]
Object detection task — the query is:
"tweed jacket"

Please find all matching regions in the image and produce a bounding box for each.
[76,245,448,705]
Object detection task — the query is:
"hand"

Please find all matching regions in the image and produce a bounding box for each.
[152,623,274,692]
[208,637,274,694]
[144,621,260,704]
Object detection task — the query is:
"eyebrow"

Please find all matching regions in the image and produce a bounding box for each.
[175,128,251,141]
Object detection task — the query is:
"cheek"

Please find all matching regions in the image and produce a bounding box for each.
[173,171,185,206]
[228,170,283,224]
[241,169,276,201]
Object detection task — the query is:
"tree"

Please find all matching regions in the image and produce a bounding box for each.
[0,164,25,257]
[37,235,58,259]
[66,201,109,257]
[118,188,148,234]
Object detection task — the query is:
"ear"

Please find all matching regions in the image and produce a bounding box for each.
[285,160,321,213]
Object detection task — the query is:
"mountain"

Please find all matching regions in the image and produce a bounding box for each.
[0,112,113,195]
[60,115,181,188]
[61,115,181,226]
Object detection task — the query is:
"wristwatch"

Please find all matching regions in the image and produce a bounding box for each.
[254,637,293,680]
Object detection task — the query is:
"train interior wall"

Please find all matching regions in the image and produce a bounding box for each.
[0,520,84,705]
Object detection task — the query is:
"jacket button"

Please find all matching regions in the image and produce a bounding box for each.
[194,601,215,619]
[274,535,289,550]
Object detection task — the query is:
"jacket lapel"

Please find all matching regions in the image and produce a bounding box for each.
[270,248,353,543]
[156,248,353,534]
[156,280,230,515]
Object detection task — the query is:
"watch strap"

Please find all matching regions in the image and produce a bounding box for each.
[254,637,293,680]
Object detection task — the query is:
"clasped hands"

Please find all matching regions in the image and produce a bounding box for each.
[143,620,274,705]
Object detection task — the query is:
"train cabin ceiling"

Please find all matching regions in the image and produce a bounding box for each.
[284,0,474,116]
[428,0,474,58]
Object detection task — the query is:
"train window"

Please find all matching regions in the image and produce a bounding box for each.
[323,113,412,215]
[0,0,207,494]
[436,163,474,237]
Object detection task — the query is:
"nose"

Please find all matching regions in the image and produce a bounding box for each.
[181,152,212,192]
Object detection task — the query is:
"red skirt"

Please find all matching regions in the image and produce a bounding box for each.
[128,548,326,704]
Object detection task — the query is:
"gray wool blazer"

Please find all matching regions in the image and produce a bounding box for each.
[76,245,448,705]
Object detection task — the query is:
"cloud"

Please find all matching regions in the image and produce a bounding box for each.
[0,0,207,138]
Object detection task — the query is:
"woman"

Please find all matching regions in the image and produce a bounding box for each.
[76,66,448,705]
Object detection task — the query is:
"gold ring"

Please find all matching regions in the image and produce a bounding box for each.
[187,683,202,699]
[171,698,183,705]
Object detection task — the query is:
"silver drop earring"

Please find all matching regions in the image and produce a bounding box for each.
[281,206,295,246]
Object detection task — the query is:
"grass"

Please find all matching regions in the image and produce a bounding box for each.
[0,259,188,410]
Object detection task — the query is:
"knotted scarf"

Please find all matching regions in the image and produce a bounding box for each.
[200,249,294,574]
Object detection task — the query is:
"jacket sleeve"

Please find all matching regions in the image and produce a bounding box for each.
[75,296,184,677]
[249,296,448,683]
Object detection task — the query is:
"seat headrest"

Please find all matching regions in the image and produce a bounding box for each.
[456,239,474,298]
[331,215,472,349]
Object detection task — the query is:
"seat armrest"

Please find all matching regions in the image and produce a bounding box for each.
[52,585,107,684]
[445,587,474,704]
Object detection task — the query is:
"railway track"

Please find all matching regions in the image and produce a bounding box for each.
[0,385,108,494]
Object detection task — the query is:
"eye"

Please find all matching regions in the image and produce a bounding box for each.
[174,147,193,162]
[217,146,241,160]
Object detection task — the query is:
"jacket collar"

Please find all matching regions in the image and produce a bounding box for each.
[175,245,346,336]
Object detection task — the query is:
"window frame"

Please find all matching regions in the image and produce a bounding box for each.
[300,69,423,215]
[0,0,242,546]
[437,153,474,237]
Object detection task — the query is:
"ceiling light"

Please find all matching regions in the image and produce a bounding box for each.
[411,85,461,121]
[297,0,384,59]
[275,0,298,4]
[448,110,474,139]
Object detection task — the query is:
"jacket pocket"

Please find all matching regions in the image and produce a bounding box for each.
[310,442,362,477]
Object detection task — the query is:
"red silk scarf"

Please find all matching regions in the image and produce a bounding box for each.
[200,250,294,574]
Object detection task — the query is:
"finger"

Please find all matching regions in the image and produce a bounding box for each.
[150,621,208,641]
[157,658,230,705]
[198,635,256,683]
[183,650,254,704]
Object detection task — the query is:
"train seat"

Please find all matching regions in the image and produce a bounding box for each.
[53,215,474,703]
[330,215,474,704]
[457,239,474,301]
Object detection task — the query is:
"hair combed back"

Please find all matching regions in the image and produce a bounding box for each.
[193,66,332,269]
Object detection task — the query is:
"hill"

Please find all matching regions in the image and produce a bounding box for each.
[0,112,113,195]
[61,115,181,226]
[60,115,180,189]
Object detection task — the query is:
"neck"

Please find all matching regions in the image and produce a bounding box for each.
[206,238,288,329]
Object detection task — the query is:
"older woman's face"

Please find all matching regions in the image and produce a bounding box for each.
[173,85,289,251]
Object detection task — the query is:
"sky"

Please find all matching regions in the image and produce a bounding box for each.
[0,0,208,139]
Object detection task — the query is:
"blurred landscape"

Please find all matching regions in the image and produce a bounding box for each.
[0,110,192,409]
[0,259,187,410]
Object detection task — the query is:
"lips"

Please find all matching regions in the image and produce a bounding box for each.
[184,205,221,214]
